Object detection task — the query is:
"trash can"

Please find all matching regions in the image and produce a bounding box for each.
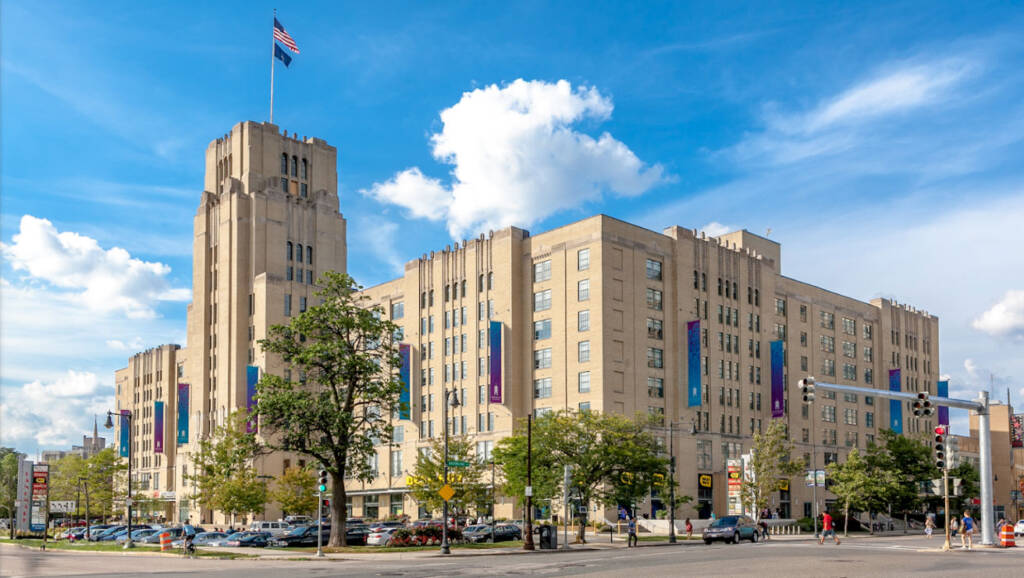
[538,524,557,549]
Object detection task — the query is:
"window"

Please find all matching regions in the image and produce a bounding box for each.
[478,274,485,292]
[842,317,856,335]
[533,260,552,282]
[645,259,662,280]
[696,440,712,470]
[800,304,808,322]
[534,319,551,340]
[800,355,808,371]
[287,266,294,281]
[821,335,835,353]
[843,363,857,380]
[291,155,298,177]
[391,302,404,319]
[578,248,590,271]
[578,371,591,393]
[287,241,293,261]
[775,298,786,316]
[822,358,835,376]
[842,341,856,358]
[865,412,875,427]
[820,311,835,329]
[846,431,859,448]
[534,348,552,369]
[299,296,307,313]
[476,440,494,462]
[864,368,874,384]
[300,183,308,197]
[578,279,590,301]
[843,393,858,403]
[534,290,551,311]
[774,323,787,340]
[578,310,590,331]
[646,288,663,311]
[578,401,591,413]
[307,270,313,284]
[281,153,288,174]
[301,158,308,179]
[822,405,836,423]
[534,378,552,399]
[863,323,873,340]
[844,408,858,425]
[648,377,664,398]
[578,340,591,362]
[284,294,292,317]
[800,331,807,346]
[647,347,664,368]
[391,451,403,476]
[647,318,663,340]
[487,272,493,290]
[863,346,873,362]
[281,176,289,191]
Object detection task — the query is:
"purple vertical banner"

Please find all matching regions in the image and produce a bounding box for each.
[398,344,411,420]
[153,401,164,454]
[770,340,785,418]
[246,365,259,433]
[889,369,902,434]
[119,412,130,458]
[687,320,701,407]
[177,383,189,444]
[489,321,502,404]
[937,379,949,426]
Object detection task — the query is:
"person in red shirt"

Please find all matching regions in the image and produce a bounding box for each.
[818,512,841,545]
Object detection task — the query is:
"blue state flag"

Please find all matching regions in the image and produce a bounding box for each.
[274,44,292,67]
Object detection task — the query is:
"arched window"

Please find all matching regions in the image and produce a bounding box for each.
[487,272,494,290]
[733,282,738,300]
[301,158,308,179]
[281,153,288,175]
[297,244,303,263]
[291,155,298,177]
[479,274,484,292]
[452,283,458,300]
[445,285,450,302]
[461,279,466,295]
[429,290,434,306]
[306,245,312,265]
[701,273,707,291]
[287,242,293,261]
[421,292,427,309]
[693,270,699,289]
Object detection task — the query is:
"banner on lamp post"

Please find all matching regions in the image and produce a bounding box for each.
[489,321,502,404]
[154,401,164,454]
[177,383,189,444]
[889,369,902,434]
[687,320,701,407]
[770,340,784,418]
[398,344,411,420]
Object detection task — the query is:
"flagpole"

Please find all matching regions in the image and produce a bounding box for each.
[270,9,276,123]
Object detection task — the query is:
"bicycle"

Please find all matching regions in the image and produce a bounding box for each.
[182,536,196,559]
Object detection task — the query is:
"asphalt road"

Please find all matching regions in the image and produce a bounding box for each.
[3,535,1023,577]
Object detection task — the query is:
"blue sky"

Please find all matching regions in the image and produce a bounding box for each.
[2,1,1023,455]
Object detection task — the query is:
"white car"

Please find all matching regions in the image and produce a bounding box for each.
[248,521,292,537]
[366,527,399,546]
[1015,520,1024,537]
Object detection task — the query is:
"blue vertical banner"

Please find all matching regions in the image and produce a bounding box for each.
[770,340,785,418]
[119,412,130,458]
[489,321,502,404]
[889,369,902,434]
[177,383,189,444]
[246,365,259,434]
[687,320,701,407]
[154,401,164,454]
[937,379,949,426]
[398,344,411,419]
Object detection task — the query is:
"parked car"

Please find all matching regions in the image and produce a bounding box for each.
[702,515,760,544]
[206,532,245,547]
[172,531,229,548]
[1015,520,1024,537]
[284,516,312,526]
[89,525,124,541]
[366,527,400,546]
[367,521,405,532]
[139,527,184,544]
[249,520,292,536]
[268,525,327,548]
[225,531,271,548]
[116,528,158,543]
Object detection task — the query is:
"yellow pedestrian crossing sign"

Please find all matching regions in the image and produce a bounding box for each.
[439,484,455,501]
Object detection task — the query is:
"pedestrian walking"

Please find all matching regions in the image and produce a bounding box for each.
[627,516,638,547]
[759,519,770,541]
[924,517,935,538]
[949,517,958,537]
[818,512,840,545]
[960,511,974,550]
[684,517,693,540]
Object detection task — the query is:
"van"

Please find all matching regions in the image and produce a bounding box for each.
[249,521,292,536]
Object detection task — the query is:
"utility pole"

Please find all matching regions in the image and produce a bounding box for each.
[669,420,677,544]
[491,459,496,544]
[562,465,571,549]
[942,467,951,551]
[523,414,535,550]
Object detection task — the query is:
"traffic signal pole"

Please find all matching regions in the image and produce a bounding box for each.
[798,378,995,547]
[942,468,951,551]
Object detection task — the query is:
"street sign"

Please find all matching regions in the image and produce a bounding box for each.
[49,501,75,513]
[525,486,533,497]
[439,484,455,502]
[447,460,470,468]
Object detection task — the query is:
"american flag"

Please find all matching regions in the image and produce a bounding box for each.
[274,18,300,54]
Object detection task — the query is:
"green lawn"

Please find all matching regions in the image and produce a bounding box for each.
[280,540,525,554]
[0,538,254,559]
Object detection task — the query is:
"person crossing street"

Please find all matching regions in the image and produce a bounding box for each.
[818,512,840,545]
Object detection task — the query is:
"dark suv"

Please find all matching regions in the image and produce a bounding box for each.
[702,515,759,544]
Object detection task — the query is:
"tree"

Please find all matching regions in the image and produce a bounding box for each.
[0,448,20,537]
[947,461,980,513]
[827,448,898,536]
[408,437,489,518]
[270,466,318,518]
[187,410,267,525]
[866,429,938,530]
[257,271,405,546]
[739,420,804,521]
[493,411,669,543]
[82,448,125,521]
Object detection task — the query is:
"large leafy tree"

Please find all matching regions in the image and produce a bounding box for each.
[866,429,939,529]
[187,410,267,524]
[407,437,489,518]
[82,448,125,521]
[827,448,898,535]
[257,271,405,546]
[269,466,319,518]
[739,420,804,521]
[0,448,20,536]
[493,411,668,543]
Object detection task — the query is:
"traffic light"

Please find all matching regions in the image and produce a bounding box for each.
[323,499,330,508]
[798,377,816,403]
[912,392,935,417]
[934,426,947,470]
[318,469,328,493]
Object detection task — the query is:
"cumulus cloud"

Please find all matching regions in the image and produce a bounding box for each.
[0,371,113,448]
[2,215,189,318]
[363,79,667,239]
[699,222,733,237]
[106,337,144,351]
[972,290,1024,339]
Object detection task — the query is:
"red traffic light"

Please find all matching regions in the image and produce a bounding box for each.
[934,426,947,436]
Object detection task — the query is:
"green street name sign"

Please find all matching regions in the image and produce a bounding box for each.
[447,460,470,468]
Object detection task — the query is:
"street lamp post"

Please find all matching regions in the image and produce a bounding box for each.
[491,459,496,544]
[665,419,697,544]
[104,410,133,548]
[441,389,460,555]
[80,478,91,541]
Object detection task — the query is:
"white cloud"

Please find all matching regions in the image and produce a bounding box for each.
[964,358,980,378]
[972,290,1024,339]
[350,216,406,277]
[0,371,113,448]
[106,337,144,351]
[363,79,667,239]
[2,215,189,318]
[699,222,733,237]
